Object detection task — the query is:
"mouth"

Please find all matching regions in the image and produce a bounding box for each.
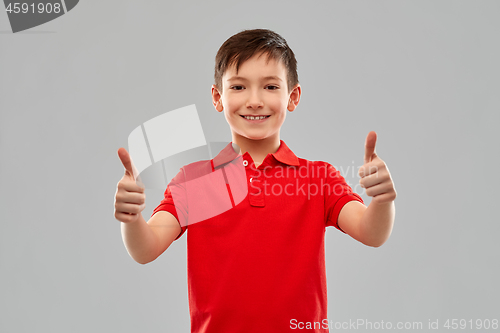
[240,115,271,123]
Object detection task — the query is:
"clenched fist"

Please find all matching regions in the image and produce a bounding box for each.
[358,131,397,204]
[114,148,146,223]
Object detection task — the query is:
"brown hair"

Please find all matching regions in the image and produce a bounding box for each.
[214,29,299,95]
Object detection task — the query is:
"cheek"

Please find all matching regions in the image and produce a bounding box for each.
[271,100,288,117]
[224,109,233,121]
[224,95,244,109]
[269,95,288,110]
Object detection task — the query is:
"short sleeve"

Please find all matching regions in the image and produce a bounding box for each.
[324,163,364,233]
[151,168,188,241]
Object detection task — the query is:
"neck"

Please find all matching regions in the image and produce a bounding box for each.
[232,132,281,164]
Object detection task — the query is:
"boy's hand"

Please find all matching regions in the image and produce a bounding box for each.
[114,148,146,224]
[358,131,397,204]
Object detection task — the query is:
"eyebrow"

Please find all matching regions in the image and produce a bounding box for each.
[227,75,283,82]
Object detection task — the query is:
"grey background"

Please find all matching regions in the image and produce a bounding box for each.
[1,1,499,332]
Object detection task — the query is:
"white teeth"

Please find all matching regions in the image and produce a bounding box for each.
[244,116,268,120]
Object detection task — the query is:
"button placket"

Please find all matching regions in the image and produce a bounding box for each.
[248,173,264,206]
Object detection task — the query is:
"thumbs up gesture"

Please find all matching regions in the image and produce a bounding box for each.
[114,148,146,223]
[358,131,397,204]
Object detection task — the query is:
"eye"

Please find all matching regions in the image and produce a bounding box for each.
[266,85,279,90]
[231,86,244,90]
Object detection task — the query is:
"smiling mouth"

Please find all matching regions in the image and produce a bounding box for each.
[240,115,271,120]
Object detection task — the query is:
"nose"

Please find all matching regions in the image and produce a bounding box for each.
[246,90,264,110]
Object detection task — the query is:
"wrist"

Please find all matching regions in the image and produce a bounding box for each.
[368,199,394,209]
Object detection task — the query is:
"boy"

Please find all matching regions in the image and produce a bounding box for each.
[114,29,396,332]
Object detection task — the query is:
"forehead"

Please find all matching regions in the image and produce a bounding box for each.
[223,52,286,79]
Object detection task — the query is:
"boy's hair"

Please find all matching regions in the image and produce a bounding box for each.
[214,29,299,95]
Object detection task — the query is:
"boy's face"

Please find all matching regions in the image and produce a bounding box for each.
[212,52,300,143]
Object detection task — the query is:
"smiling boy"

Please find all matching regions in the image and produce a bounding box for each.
[115,29,396,333]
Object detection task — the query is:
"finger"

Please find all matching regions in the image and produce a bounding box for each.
[117,147,139,180]
[115,211,139,223]
[116,191,145,204]
[372,190,397,204]
[358,160,381,178]
[115,202,145,215]
[364,181,392,197]
[364,131,377,164]
[118,179,145,193]
[359,171,385,189]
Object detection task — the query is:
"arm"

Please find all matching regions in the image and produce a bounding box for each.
[121,211,181,264]
[337,131,397,247]
[115,147,159,265]
[338,200,395,247]
[115,147,183,264]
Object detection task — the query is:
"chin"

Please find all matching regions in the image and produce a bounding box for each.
[238,132,268,141]
[243,135,265,141]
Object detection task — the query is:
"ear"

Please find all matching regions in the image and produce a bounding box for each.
[211,84,223,112]
[287,84,301,111]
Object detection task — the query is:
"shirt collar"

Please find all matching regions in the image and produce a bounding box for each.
[212,139,300,168]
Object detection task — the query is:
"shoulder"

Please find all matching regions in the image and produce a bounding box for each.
[170,159,213,184]
[296,156,334,167]
[295,158,339,177]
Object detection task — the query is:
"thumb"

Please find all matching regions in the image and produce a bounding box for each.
[364,131,377,164]
[117,147,139,180]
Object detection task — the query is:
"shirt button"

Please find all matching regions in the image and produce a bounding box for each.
[243,160,248,166]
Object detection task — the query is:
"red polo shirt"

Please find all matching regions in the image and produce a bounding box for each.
[151,140,364,333]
